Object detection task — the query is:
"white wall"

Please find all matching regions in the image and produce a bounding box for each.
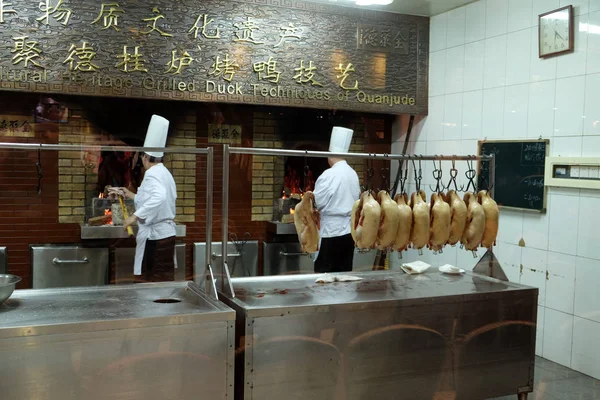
[391,0,600,379]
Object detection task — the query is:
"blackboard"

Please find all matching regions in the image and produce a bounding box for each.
[478,140,548,212]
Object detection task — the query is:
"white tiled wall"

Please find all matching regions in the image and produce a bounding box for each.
[391,0,600,380]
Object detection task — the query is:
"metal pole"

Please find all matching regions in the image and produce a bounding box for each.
[0,142,210,154]
[221,145,230,294]
[204,147,213,281]
[489,154,496,199]
[229,147,492,161]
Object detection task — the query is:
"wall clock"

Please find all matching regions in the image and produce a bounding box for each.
[539,5,574,58]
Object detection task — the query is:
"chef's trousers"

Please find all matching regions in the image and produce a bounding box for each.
[140,236,176,282]
[314,233,354,273]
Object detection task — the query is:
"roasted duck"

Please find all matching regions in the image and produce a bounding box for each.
[351,191,381,249]
[375,190,401,250]
[429,192,451,252]
[478,190,499,249]
[446,190,468,246]
[393,193,413,253]
[410,190,430,251]
[293,191,321,253]
[461,192,486,251]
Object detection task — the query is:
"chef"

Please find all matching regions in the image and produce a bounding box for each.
[312,126,361,273]
[109,115,178,282]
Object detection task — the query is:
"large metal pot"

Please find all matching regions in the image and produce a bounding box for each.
[0,274,21,304]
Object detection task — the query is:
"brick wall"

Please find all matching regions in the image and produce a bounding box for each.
[0,91,391,287]
[250,112,368,221]
[57,108,197,224]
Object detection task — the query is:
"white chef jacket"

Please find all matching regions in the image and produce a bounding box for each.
[313,160,361,238]
[132,163,177,275]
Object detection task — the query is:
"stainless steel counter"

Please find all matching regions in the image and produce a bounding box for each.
[222,270,538,400]
[0,282,234,400]
[80,224,187,239]
[229,270,525,313]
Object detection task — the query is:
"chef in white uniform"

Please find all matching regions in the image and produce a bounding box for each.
[110,115,178,282]
[312,127,361,273]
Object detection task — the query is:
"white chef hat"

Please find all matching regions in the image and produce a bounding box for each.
[329,126,353,153]
[143,115,170,158]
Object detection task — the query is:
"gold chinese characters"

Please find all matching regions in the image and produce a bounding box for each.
[64,42,99,72]
[189,14,219,39]
[91,3,124,31]
[0,0,17,23]
[116,46,147,73]
[11,36,43,68]
[209,55,239,82]
[37,0,72,26]
[141,7,172,37]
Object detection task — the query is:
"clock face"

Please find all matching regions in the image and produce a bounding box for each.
[539,6,573,57]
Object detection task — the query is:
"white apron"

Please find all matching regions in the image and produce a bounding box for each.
[133,185,177,276]
[133,220,177,275]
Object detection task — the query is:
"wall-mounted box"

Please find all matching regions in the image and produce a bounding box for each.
[545,157,600,190]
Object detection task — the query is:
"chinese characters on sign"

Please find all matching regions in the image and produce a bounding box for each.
[189,14,220,39]
[0,116,34,138]
[234,17,264,44]
[116,46,147,73]
[207,124,242,144]
[357,23,410,54]
[335,63,359,90]
[0,0,426,113]
[253,57,281,84]
[141,7,172,37]
[64,42,99,72]
[37,0,72,26]
[11,37,43,68]
[91,3,124,31]
[165,50,194,75]
[209,55,239,82]
[0,0,16,23]
[274,23,301,47]
[293,60,322,86]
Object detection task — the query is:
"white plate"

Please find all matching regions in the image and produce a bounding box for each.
[438,265,465,275]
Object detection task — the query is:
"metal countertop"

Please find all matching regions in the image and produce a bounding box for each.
[80,224,187,239]
[0,282,234,338]
[228,270,536,313]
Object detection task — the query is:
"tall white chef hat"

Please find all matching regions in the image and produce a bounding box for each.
[329,126,354,153]
[143,115,170,158]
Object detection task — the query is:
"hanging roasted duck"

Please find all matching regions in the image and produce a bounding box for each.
[429,192,451,253]
[446,190,468,246]
[293,191,321,253]
[375,190,401,250]
[393,193,413,254]
[478,190,499,249]
[410,190,430,253]
[351,191,381,249]
[461,192,486,252]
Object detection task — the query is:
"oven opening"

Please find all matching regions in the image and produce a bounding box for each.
[282,145,328,197]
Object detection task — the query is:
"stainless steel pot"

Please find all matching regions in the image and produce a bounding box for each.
[0,274,21,304]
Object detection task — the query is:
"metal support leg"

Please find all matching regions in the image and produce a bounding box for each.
[518,392,528,400]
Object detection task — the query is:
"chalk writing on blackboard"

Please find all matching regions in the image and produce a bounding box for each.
[521,142,546,166]
[523,193,542,208]
[521,176,544,188]
[479,140,547,211]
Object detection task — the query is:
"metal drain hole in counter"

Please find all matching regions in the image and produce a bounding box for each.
[153,298,182,304]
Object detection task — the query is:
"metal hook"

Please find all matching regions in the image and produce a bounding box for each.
[429,159,443,193]
[411,158,422,192]
[399,161,409,195]
[445,158,463,192]
[36,147,42,195]
[465,159,477,193]
[363,155,375,193]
